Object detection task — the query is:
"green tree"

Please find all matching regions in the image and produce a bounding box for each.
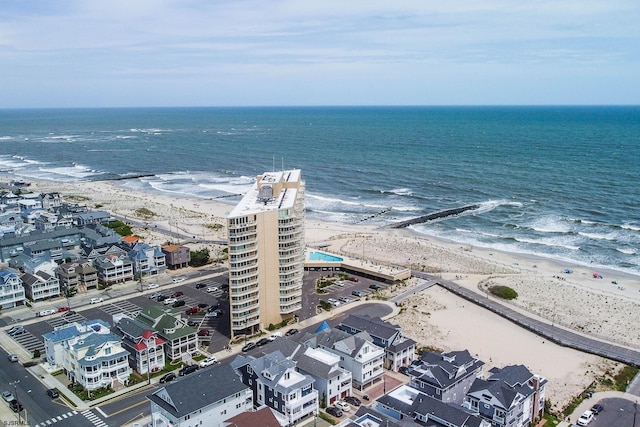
[189,248,210,267]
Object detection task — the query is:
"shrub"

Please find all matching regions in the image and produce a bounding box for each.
[489,285,518,300]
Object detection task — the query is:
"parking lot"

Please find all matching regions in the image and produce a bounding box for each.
[3,272,231,357]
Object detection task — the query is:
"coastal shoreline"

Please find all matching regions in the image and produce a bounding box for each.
[7,175,640,409]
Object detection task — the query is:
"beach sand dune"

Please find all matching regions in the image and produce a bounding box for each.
[23,177,640,410]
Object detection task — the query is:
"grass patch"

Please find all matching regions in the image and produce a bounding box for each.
[135,207,156,219]
[489,285,518,300]
[318,412,338,425]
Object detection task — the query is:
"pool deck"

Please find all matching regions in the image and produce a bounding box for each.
[305,249,411,282]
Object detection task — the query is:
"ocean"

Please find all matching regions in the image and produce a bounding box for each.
[1,106,638,276]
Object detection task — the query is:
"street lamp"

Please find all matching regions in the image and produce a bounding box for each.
[9,380,20,422]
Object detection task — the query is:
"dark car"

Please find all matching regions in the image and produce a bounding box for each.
[197,329,210,336]
[344,396,361,406]
[10,400,23,412]
[46,388,59,398]
[207,304,220,312]
[195,283,207,289]
[172,300,186,308]
[591,403,604,414]
[352,290,364,297]
[256,337,270,347]
[187,319,199,327]
[197,302,208,308]
[157,295,168,302]
[179,365,199,376]
[369,284,382,290]
[220,284,229,290]
[242,342,257,352]
[159,372,176,383]
[171,291,184,298]
[62,310,77,318]
[398,365,409,375]
[326,406,343,417]
[285,328,299,336]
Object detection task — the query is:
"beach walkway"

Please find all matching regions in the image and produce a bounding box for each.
[412,271,640,368]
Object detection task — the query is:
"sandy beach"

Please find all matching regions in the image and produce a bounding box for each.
[18,177,640,410]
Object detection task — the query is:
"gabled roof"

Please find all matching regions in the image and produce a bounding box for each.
[307,327,375,359]
[339,314,399,341]
[148,363,248,418]
[410,349,484,390]
[232,350,315,395]
[224,406,280,427]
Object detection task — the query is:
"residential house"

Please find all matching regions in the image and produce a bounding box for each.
[148,363,252,427]
[231,350,319,426]
[223,406,281,427]
[408,349,484,405]
[23,238,63,261]
[39,192,63,210]
[93,247,134,284]
[376,384,489,427]
[137,305,198,361]
[162,244,190,269]
[64,331,131,391]
[294,346,352,407]
[302,326,384,390]
[56,259,99,293]
[43,319,111,369]
[128,242,166,277]
[113,314,165,375]
[464,365,547,427]
[0,268,26,309]
[74,211,111,226]
[338,314,416,371]
[21,270,60,301]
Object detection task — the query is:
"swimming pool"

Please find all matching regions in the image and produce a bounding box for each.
[309,252,344,262]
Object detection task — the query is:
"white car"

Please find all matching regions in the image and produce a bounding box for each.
[89,297,103,304]
[335,400,351,412]
[338,296,352,303]
[163,297,177,305]
[269,332,283,341]
[145,283,159,289]
[327,298,341,307]
[172,277,186,283]
[199,357,218,368]
[37,309,56,317]
[206,286,219,293]
[577,410,594,426]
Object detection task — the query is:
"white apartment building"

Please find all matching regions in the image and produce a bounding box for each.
[0,268,26,309]
[227,169,305,337]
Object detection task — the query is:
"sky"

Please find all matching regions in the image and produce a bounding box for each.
[1,0,639,108]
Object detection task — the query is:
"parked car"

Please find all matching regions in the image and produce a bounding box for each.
[37,309,56,317]
[178,365,199,376]
[57,306,70,312]
[242,342,257,352]
[335,280,344,287]
[159,372,176,383]
[335,400,351,412]
[591,403,604,414]
[207,304,220,312]
[205,309,222,317]
[197,302,208,308]
[352,290,364,297]
[8,326,25,336]
[62,310,77,318]
[89,297,103,304]
[7,354,18,363]
[9,400,23,412]
[171,291,184,298]
[1,391,15,402]
[172,300,186,308]
[206,286,219,293]
[149,292,162,299]
[197,329,210,336]
[195,283,207,289]
[163,297,177,305]
[369,284,382,290]
[256,337,270,347]
[327,298,341,307]
[172,277,186,283]
[344,396,361,406]
[398,365,409,375]
[187,319,199,327]
[6,325,23,335]
[46,388,59,398]
[577,410,594,426]
[186,306,201,315]
[157,295,169,302]
[326,406,343,417]
[199,357,218,368]
[338,296,352,303]
[285,328,299,336]
[269,332,282,341]
[145,283,159,290]
[349,276,359,282]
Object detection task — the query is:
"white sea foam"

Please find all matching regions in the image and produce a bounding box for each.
[621,223,640,232]
[528,216,572,233]
[578,232,617,241]
[616,247,637,255]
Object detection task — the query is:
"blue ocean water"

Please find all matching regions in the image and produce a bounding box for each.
[0,106,638,276]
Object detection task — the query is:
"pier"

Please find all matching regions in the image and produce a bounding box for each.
[389,204,480,228]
